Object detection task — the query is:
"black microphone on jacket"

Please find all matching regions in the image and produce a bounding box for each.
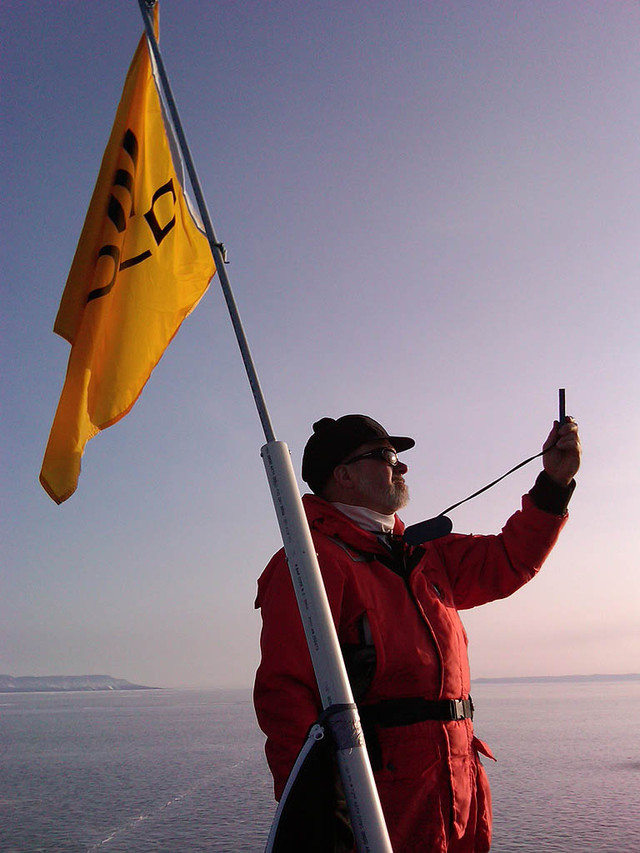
[403,515,453,545]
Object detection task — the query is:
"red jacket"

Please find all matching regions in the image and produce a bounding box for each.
[254,490,567,852]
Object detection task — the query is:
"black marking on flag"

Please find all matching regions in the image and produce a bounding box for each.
[119,251,152,270]
[144,179,176,245]
[114,169,135,216]
[108,195,126,233]
[87,245,120,302]
[114,169,133,192]
[87,131,178,304]
[122,129,138,166]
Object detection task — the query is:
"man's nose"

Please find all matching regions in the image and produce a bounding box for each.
[396,460,408,474]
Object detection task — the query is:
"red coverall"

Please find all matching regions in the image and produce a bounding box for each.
[254,488,567,852]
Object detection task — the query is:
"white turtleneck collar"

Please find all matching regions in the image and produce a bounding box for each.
[331,502,396,534]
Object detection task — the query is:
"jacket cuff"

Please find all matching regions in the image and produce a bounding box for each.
[529,471,575,517]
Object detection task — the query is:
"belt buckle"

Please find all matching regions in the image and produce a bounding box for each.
[450,698,465,720]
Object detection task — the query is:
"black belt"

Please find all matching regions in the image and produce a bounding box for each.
[358,696,474,772]
[359,695,474,728]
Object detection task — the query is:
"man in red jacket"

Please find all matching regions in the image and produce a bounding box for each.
[254,414,581,852]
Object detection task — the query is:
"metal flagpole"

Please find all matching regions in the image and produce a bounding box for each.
[136,3,393,850]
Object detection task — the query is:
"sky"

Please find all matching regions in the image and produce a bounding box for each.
[2,0,639,689]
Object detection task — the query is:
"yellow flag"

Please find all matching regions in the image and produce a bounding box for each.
[40,14,215,504]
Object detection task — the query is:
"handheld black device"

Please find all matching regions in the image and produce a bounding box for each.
[403,389,569,545]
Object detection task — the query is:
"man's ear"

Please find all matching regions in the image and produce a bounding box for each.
[332,463,356,492]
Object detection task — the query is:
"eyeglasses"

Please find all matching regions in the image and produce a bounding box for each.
[343,447,399,467]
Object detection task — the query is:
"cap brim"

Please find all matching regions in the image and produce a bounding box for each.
[389,435,415,452]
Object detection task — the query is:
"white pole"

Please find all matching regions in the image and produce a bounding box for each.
[262,442,392,852]
[135,2,392,849]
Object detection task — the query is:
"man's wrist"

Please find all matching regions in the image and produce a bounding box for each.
[529,470,575,516]
[544,470,574,487]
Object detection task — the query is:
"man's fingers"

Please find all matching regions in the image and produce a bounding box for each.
[543,418,580,452]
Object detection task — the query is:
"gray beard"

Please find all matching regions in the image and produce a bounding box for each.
[360,479,410,514]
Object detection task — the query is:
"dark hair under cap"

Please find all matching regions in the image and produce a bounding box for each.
[301,414,415,494]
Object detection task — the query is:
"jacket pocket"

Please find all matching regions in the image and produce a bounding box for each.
[341,611,377,702]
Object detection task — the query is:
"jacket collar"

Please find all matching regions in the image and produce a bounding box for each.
[302,494,405,554]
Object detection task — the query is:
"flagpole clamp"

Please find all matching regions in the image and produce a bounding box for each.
[213,242,229,264]
[318,702,364,751]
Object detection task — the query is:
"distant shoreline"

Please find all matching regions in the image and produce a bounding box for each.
[2,673,638,693]
[472,673,640,684]
[0,675,156,694]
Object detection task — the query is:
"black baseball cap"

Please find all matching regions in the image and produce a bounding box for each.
[302,414,415,494]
